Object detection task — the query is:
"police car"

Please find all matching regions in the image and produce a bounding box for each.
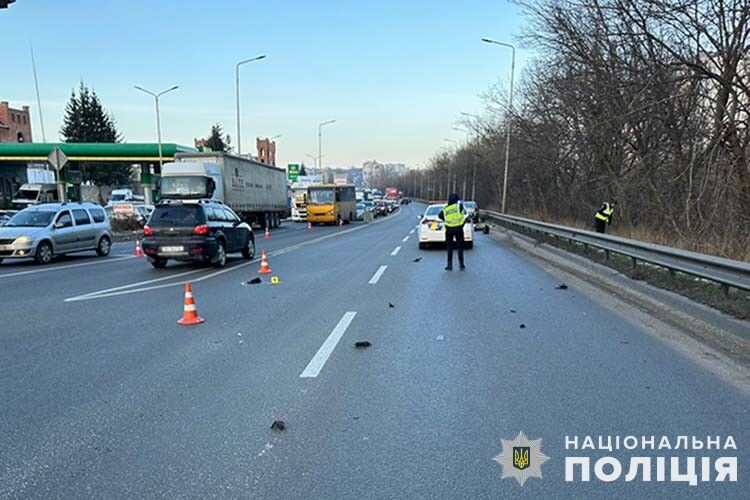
[417,203,474,249]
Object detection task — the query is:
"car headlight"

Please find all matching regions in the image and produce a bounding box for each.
[13,236,32,245]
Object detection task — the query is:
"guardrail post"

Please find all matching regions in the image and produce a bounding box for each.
[631,256,637,269]
[604,249,610,261]
[668,268,676,278]
[721,284,730,297]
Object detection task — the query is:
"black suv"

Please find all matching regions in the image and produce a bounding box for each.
[142,200,255,269]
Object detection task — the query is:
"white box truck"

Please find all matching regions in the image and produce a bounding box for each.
[160,152,289,228]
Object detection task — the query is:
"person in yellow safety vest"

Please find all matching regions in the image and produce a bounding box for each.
[594,200,617,233]
[438,192,467,271]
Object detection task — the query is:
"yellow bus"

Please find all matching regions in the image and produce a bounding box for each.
[306,184,357,224]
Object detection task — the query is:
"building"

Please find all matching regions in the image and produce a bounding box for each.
[0,102,32,143]
[256,137,277,166]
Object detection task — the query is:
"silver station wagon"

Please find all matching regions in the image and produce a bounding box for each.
[0,203,113,264]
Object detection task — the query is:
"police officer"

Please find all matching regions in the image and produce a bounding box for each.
[438,193,467,271]
[594,200,617,233]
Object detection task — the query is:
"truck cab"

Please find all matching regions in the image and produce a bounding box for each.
[12,183,59,210]
[159,162,222,201]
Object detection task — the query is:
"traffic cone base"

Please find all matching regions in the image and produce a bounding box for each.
[258,249,272,274]
[135,240,144,257]
[264,227,271,240]
[177,282,205,325]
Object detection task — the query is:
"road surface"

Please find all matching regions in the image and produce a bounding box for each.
[1,203,747,499]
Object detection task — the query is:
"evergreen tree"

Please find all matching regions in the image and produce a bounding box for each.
[60,82,131,186]
[205,123,231,152]
[299,164,307,176]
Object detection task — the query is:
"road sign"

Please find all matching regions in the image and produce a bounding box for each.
[47,147,68,172]
[287,163,300,182]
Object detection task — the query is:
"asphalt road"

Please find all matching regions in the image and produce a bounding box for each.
[0,203,747,499]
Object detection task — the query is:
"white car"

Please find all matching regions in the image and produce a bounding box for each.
[417,203,473,249]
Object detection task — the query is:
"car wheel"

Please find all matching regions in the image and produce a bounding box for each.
[242,234,255,260]
[213,240,227,268]
[149,257,167,269]
[96,235,111,256]
[35,241,53,265]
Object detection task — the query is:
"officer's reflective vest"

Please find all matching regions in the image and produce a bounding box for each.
[443,203,466,227]
[595,202,614,222]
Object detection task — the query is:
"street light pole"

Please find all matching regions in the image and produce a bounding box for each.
[134,84,179,204]
[482,38,516,213]
[318,119,336,170]
[235,54,266,156]
[444,138,458,197]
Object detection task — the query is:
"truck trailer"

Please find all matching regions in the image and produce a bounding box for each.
[160,152,288,228]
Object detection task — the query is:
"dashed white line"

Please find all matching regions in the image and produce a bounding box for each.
[402,235,410,242]
[0,255,135,279]
[390,246,401,256]
[409,229,415,234]
[300,311,357,378]
[368,265,387,284]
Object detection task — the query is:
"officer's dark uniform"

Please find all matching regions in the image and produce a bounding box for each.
[594,201,615,234]
[439,193,467,271]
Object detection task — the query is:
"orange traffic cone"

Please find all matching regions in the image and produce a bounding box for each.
[135,239,144,257]
[177,282,205,325]
[264,227,270,240]
[258,249,272,274]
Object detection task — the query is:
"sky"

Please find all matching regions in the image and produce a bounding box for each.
[2,0,532,170]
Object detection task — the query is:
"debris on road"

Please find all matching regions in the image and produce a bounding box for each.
[520,324,526,329]
[237,332,242,336]
[271,420,285,431]
[246,277,262,285]
[555,283,569,290]
[413,257,422,262]
[355,341,372,349]
[436,335,445,341]
[388,302,395,308]
[510,309,517,313]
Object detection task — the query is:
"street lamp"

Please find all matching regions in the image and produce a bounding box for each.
[134,84,178,205]
[318,120,336,169]
[482,37,516,213]
[235,54,266,155]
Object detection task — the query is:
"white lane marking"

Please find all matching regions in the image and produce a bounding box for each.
[409,229,415,234]
[402,235,410,242]
[300,312,357,378]
[368,265,387,284]
[390,246,401,256]
[65,212,403,302]
[0,256,135,279]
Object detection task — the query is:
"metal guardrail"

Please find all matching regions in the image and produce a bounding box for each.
[482,210,750,293]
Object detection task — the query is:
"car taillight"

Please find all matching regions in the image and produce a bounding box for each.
[193,224,209,236]
[143,225,153,236]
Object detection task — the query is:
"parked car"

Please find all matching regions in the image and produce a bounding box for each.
[463,201,479,223]
[141,199,255,269]
[0,202,112,264]
[417,203,473,249]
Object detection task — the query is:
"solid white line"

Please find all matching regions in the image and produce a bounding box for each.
[402,235,410,242]
[65,210,404,302]
[368,265,387,284]
[390,246,401,256]
[0,255,135,279]
[300,312,357,378]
